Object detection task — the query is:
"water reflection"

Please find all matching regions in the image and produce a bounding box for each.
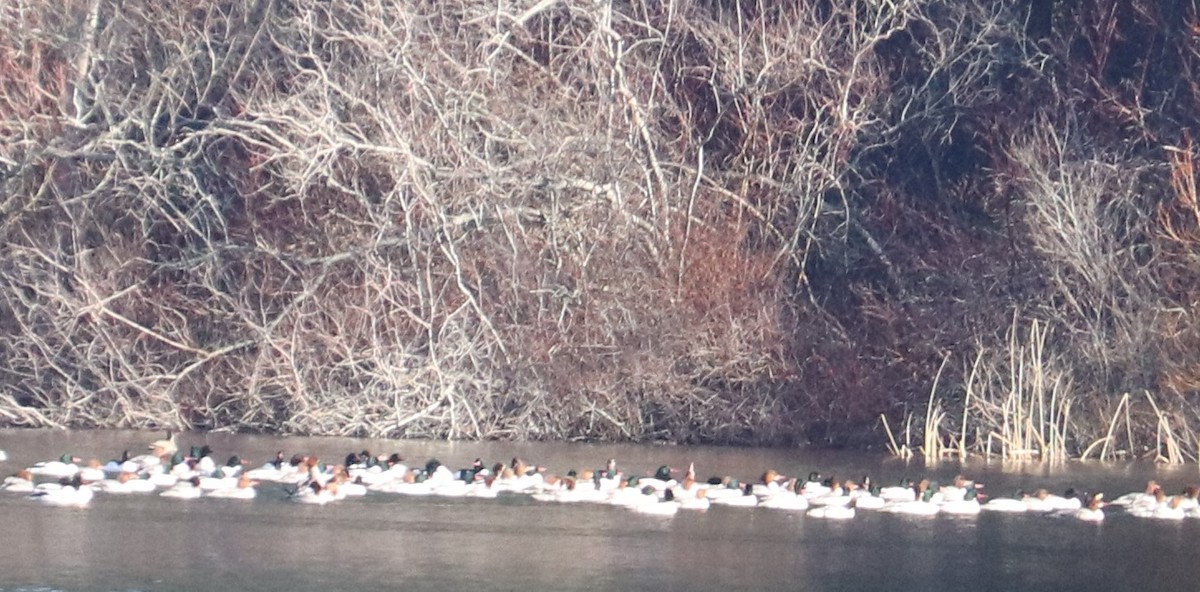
[2,429,1200,591]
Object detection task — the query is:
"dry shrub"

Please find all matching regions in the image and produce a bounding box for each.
[3,0,1197,453]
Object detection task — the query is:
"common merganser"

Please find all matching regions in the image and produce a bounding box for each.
[329,468,367,497]
[1176,486,1200,511]
[93,471,157,494]
[981,495,1029,513]
[1110,480,1160,508]
[487,466,543,494]
[2,469,36,493]
[160,476,203,499]
[937,475,977,503]
[607,477,654,508]
[1075,493,1105,522]
[632,488,680,515]
[878,479,918,503]
[807,500,856,520]
[751,469,788,497]
[702,478,746,502]
[534,475,607,503]
[192,447,217,477]
[197,457,247,489]
[125,451,164,473]
[678,491,711,511]
[28,454,81,479]
[206,475,259,500]
[938,485,982,516]
[880,480,940,516]
[217,456,247,479]
[292,480,339,505]
[759,487,811,511]
[78,460,106,483]
[636,465,679,493]
[709,482,758,507]
[29,475,93,507]
[1023,489,1081,512]
[246,453,304,483]
[1128,488,1186,520]
[851,492,886,510]
[809,479,857,507]
[799,472,831,498]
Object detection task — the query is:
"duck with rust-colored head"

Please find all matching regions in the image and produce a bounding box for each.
[1075,492,1105,522]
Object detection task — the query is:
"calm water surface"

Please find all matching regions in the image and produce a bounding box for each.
[2,429,1199,591]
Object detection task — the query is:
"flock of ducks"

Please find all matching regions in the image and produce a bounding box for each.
[1,435,1198,523]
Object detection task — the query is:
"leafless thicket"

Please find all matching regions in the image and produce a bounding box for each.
[2,1,1199,452]
[0,0,889,440]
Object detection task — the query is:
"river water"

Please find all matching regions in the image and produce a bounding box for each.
[2,428,1199,591]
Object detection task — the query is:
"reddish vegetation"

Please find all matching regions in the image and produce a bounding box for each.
[1,1,1199,456]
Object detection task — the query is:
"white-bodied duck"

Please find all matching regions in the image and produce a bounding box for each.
[709,482,759,507]
[1127,488,1186,520]
[93,471,157,494]
[2,469,36,494]
[1109,480,1160,508]
[1022,489,1082,512]
[806,499,856,520]
[27,453,81,479]
[880,479,941,516]
[631,488,681,516]
[29,474,93,507]
[1074,493,1105,522]
[758,478,810,511]
[206,475,260,500]
[981,493,1030,513]
[160,476,204,499]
